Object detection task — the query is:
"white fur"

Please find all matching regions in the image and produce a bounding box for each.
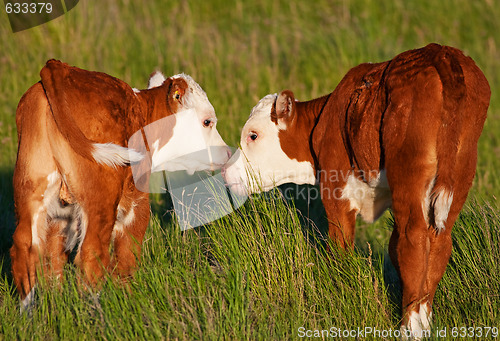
[47,170,59,184]
[31,171,62,247]
[223,94,315,195]
[419,303,432,331]
[147,109,227,174]
[62,205,88,252]
[422,177,454,232]
[401,303,432,340]
[39,171,88,252]
[172,74,211,111]
[147,71,166,89]
[92,143,144,168]
[340,170,392,223]
[112,202,136,237]
[432,189,453,232]
[31,207,44,247]
[171,74,225,133]
[130,73,230,175]
[128,73,230,190]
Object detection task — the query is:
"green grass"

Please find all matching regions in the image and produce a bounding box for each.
[0,194,498,340]
[0,0,499,339]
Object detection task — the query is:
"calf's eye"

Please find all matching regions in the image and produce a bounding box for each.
[203,119,212,127]
[249,132,258,141]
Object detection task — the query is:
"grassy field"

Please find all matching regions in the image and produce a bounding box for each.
[0,0,499,339]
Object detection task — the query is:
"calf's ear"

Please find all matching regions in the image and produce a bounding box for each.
[166,77,189,112]
[271,90,296,128]
[148,71,166,89]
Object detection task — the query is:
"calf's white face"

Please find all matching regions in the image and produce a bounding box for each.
[223,94,315,195]
[132,73,230,174]
[154,73,229,173]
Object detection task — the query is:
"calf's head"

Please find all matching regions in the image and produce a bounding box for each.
[223,91,315,195]
[131,72,231,177]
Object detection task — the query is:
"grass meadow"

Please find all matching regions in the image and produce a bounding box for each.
[0,0,499,339]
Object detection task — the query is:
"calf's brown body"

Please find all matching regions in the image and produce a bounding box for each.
[273,44,490,333]
[11,60,192,305]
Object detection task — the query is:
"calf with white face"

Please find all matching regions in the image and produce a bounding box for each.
[224,93,316,195]
[129,72,231,190]
[145,73,230,173]
[11,60,231,311]
[224,45,490,340]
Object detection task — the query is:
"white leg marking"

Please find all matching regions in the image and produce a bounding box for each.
[408,310,423,339]
[401,303,432,340]
[419,303,432,331]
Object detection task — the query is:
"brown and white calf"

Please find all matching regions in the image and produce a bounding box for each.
[223,44,490,338]
[11,60,230,310]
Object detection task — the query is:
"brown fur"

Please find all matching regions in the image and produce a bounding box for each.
[273,44,490,326]
[11,60,189,301]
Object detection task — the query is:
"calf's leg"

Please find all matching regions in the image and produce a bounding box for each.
[111,192,150,279]
[11,196,48,310]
